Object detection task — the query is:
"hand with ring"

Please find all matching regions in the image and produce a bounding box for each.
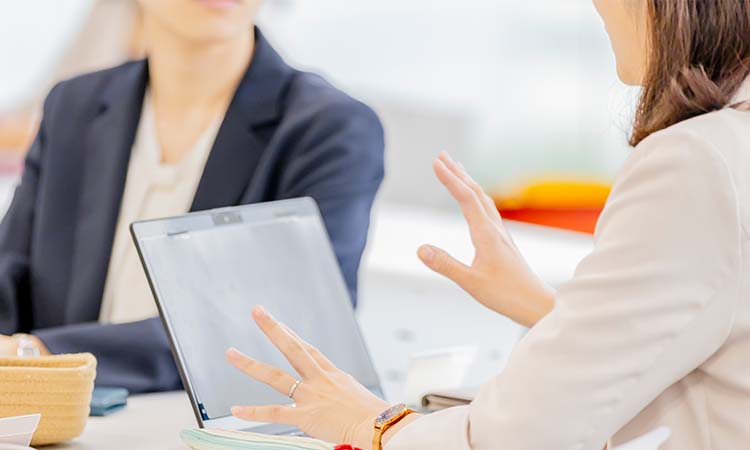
[226,306,393,448]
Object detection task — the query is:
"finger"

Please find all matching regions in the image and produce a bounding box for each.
[417,244,474,288]
[438,152,502,224]
[439,152,497,216]
[439,152,517,246]
[279,323,337,372]
[226,347,297,395]
[434,159,495,246]
[433,159,493,238]
[252,306,322,379]
[231,405,301,426]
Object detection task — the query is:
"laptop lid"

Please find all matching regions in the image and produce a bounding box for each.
[130,198,383,431]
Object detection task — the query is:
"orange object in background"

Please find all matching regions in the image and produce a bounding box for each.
[493,180,612,234]
[0,111,37,152]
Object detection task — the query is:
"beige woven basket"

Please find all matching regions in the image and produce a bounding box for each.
[0,353,97,446]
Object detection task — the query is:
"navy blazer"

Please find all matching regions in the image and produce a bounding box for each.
[0,30,384,393]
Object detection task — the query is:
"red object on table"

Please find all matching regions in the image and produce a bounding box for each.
[497,207,602,234]
[334,445,363,450]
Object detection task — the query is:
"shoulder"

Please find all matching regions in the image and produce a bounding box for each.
[632,108,748,178]
[604,108,745,242]
[272,71,385,188]
[40,60,142,123]
[624,108,747,193]
[281,71,383,139]
[625,108,748,225]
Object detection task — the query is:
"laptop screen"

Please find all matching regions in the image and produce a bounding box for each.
[132,199,381,423]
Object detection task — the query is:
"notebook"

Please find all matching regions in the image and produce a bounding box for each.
[180,429,334,450]
[420,386,476,412]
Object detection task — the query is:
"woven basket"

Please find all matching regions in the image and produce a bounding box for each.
[0,353,97,446]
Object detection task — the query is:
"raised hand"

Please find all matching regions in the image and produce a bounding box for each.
[417,152,556,327]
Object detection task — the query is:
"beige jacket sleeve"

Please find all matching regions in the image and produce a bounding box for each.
[386,128,742,450]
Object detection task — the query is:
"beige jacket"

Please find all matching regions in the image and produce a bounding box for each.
[387,82,750,450]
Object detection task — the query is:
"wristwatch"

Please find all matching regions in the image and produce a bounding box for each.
[12,334,40,358]
[372,404,415,450]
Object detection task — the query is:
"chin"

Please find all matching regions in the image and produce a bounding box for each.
[143,2,256,46]
[174,18,252,44]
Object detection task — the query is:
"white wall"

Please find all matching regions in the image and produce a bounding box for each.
[1,0,639,207]
[256,0,640,208]
[0,0,94,111]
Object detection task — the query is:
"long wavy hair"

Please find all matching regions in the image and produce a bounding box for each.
[631,0,750,146]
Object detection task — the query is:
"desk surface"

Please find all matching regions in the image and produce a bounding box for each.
[47,392,194,450]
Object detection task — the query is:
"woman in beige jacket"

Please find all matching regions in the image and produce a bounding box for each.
[225,1,750,449]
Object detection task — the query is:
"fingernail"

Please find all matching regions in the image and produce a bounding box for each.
[254,305,268,318]
[418,245,436,262]
[227,347,239,358]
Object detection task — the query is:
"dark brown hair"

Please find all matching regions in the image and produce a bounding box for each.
[631,0,750,146]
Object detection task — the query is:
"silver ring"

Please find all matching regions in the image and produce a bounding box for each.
[288,379,301,399]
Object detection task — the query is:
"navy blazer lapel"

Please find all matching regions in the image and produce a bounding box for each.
[191,29,294,211]
[66,61,148,322]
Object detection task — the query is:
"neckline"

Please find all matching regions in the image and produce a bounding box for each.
[133,90,223,185]
[141,90,222,167]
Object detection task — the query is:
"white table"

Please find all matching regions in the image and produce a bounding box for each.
[47,392,194,450]
[42,389,668,450]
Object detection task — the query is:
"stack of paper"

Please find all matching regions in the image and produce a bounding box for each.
[181,426,671,450]
[180,429,335,450]
[0,414,40,449]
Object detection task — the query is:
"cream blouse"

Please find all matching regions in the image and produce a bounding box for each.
[98,92,222,324]
[387,82,750,450]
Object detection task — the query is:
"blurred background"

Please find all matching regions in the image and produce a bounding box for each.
[0,0,638,399]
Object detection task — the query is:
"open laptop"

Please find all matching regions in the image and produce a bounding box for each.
[130,198,384,435]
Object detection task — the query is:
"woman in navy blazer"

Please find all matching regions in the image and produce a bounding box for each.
[0,0,384,393]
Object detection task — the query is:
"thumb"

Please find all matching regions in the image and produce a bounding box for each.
[417,244,473,287]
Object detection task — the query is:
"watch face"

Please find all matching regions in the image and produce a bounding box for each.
[376,404,407,425]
